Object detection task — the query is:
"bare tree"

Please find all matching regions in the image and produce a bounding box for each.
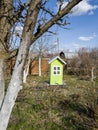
[31,35,52,57]
[78,48,98,80]
[68,48,98,80]
[0,0,83,129]
[30,35,51,76]
[89,48,98,81]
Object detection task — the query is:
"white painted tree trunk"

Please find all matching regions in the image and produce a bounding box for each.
[0,1,41,129]
[23,56,31,83]
[23,70,27,83]
[0,37,30,130]
[39,57,41,76]
[91,67,94,82]
[0,59,5,108]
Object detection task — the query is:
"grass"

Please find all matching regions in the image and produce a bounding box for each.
[7,74,98,130]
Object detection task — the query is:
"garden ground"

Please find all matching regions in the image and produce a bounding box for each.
[7,74,98,130]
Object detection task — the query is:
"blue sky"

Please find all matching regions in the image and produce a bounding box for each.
[13,0,98,53]
[50,0,98,52]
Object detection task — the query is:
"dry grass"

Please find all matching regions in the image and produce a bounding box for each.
[7,74,98,130]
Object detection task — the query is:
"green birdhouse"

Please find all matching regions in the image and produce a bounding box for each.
[48,56,66,85]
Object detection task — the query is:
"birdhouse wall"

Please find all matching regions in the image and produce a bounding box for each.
[50,59,63,85]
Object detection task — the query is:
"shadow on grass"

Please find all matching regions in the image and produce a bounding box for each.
[58,95,98,130]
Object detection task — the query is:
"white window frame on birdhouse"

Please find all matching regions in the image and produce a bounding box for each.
[53,66,61,75]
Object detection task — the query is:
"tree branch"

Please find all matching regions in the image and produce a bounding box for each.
[31,0,82,44]
[41,6,54,17]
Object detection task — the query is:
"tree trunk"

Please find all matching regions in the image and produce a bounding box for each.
[0,59,5,108]
[0,0,12,109]
[0,36,30,130]
[39,57,41,76]
[0,1,41,129]
[23,56,31,83]
[91,67,94,82]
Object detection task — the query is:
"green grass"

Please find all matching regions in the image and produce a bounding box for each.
[7,74,98,130]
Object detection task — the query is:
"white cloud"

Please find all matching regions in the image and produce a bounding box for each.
[79,36,93,41]
[78,33,96,41]
[56,0,98,16]
[71,0,98,16]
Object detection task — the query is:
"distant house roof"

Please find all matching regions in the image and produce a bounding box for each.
[48,56,66,64]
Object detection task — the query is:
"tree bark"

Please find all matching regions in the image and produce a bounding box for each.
[23,56,31,83]
[0,1,41,129]
[0,59,5,108]
[0,36,30,130]
[0,0,13,108]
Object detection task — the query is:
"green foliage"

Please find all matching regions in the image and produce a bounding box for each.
[7,75,98,130]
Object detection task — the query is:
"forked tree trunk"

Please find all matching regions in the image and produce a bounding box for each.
[0,0,41,129]
[0,36,30,130]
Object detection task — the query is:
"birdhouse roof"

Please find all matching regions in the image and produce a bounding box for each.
[48,56,66,64]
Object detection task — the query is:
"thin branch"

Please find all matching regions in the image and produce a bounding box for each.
[47,30,57,35]
[41,6,54,17]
